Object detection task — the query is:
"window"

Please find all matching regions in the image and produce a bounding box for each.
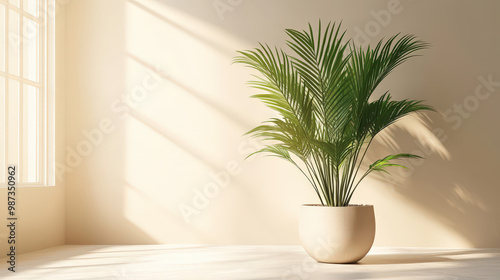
[0,0,54,186]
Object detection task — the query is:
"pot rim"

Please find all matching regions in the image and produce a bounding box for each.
[302,204,373,208]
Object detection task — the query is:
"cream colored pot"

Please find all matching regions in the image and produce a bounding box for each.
[299,204,375,264]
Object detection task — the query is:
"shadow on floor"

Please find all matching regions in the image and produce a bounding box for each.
[358,248,500,265]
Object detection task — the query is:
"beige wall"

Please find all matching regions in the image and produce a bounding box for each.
[0,1,66,256]
[64,0,500,248]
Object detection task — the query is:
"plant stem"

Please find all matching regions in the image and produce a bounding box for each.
[291,160,325,206]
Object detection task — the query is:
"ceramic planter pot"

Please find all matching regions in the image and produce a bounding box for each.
[299,204,375,263]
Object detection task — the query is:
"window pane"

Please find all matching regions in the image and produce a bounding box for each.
[9,0,20,8]
[23,0,38,18]
[0,77,5,183]
[22,85,39,182]
[2,0,47,185]
[8,10,20,76]
[8,79,19,166]
[0,4,5,72]
[23,17,38,82]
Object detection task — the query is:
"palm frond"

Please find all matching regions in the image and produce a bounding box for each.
[369,153,423,173]
[234,21,432,206]
[362,92,434,137]
[286,22,353,140]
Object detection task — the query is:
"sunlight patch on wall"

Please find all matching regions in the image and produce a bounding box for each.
[124,183,205,243]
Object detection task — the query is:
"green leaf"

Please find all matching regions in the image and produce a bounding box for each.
[369,153,423,173]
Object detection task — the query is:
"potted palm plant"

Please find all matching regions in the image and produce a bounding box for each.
[234,22,433,263]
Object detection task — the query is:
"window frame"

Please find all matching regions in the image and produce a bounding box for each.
[0,0,55,187]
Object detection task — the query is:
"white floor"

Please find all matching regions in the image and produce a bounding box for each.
[1,245,499,279]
